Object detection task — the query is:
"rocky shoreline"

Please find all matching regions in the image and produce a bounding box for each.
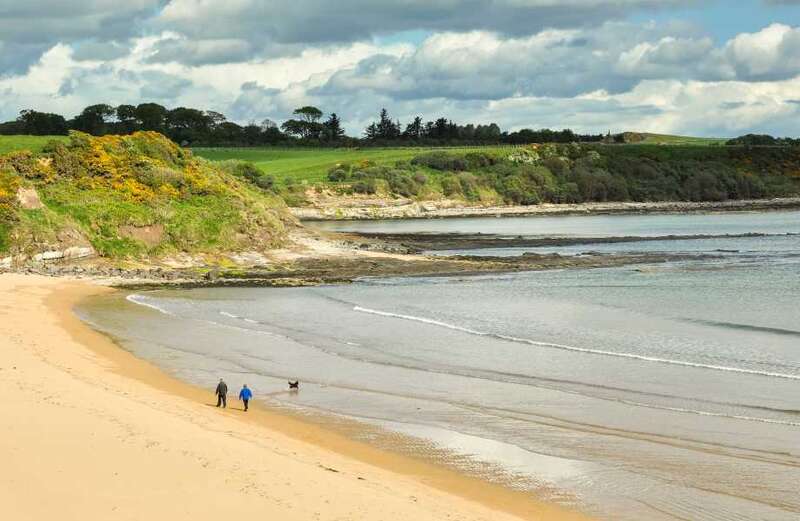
[292,197,800,221]
[1,222,740,288]
[347,231,797,252]
[5,248,714,289]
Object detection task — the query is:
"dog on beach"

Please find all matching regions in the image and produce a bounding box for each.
[288,380,300,390]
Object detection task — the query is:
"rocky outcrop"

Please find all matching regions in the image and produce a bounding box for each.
[292,197,800,221]
[31,247,95,263]
[0,247,97,269]
[16,187,44,210]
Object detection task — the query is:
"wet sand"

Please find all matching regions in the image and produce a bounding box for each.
[0,273,592,521]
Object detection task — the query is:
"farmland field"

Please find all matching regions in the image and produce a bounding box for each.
[634,133,728,146]
[191,146,516,184]
[0,135,67,155]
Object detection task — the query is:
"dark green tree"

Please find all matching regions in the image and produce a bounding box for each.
[71,104,115,135]
[403,116,423,140]
[323,113,345,140]
[16,110,68,135]
[134,103,168,132]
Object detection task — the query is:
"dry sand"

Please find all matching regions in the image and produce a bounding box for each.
[0,274,593,521]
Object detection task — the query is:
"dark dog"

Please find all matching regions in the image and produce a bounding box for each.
[288,380,300,390]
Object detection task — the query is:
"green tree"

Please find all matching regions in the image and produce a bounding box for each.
[115,104,139,133]
[323,113,345,140]
[293,106,323,124]
[17,110,68,135]
[71,104,115,135]
[134,103,168,132]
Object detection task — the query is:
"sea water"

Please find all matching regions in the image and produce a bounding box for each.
[78,210,800,521]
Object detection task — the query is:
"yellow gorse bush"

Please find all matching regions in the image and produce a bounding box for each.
[0,131,229,203]
[0,169,20,218]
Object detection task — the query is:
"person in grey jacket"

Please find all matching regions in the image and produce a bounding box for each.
[215,378,228,408]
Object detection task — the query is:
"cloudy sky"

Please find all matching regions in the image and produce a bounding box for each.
[1,0,800,136]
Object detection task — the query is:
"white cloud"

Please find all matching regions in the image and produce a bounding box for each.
[1,2,799,137]
[723,23,800,80]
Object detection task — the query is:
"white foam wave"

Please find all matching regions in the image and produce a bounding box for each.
[353,306,800,381]
[126,294,174,316]
[618,400,800,427]
[217,311,279,337]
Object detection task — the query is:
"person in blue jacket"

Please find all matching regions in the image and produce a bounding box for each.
[239,384,253,412]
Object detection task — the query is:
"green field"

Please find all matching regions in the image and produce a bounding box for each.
[0,135,68,155]
[633,133,728,146]
[192,146,516,184]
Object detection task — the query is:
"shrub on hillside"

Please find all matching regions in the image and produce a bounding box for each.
[327,168,348,182]
[457,172,480,201]
[0,169,20,219]
[219,160,262,183]
[0,151,40,179]
[138,166,186,191]
[254,174,276,191]
[352,179,378,195]
[440,175,462,197]
[411,151,467,171]
[386,170,420,197]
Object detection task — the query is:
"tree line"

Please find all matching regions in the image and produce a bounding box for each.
[2,103,797,148]
[0,104,605,146]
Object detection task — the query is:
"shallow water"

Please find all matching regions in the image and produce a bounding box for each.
[79,211,800,521]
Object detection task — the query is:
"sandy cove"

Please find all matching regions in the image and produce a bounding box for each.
[0,274,592,521]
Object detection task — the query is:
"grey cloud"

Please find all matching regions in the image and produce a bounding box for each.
[58,78,76,97]
[145,38,256,66]
[137,71,193,100]
[71,41,135,62]
[0,42,49,76]
[230,64,666,135]
[229,82,289,122]
[306,22,800,104]
[720,101,747,109]
[151,0,701,65]
[310,24,718,102]
[0,0,715,70]
[0,0,163,71]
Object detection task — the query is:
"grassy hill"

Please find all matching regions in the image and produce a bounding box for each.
[0,132,293,261]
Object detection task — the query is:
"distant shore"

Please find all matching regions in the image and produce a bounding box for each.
[0,274,592,521]
[292,197,800,221]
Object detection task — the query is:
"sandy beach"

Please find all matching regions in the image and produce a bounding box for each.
[0,273,591,521]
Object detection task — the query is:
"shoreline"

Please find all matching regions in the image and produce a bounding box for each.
[0,273,592,521]
[292,197,800,220]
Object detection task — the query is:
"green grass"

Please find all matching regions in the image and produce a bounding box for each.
[192,146,515,184]
[0,135,68,155]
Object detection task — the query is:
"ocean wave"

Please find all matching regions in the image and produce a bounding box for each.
[126,294,175,316]
[687,319,800,338]
[610,399,800,427]
[353,306,800,381]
